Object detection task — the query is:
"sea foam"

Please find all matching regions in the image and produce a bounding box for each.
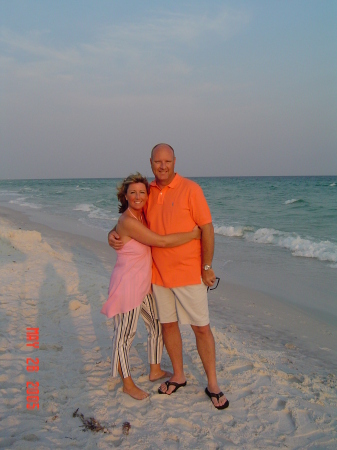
[74,203,114,220]
[248,228,337,265]
[213,225,250,237]
[73,203,94,212]
[9,197,41,209]
[215,225,337,266]
[285,199,300,205]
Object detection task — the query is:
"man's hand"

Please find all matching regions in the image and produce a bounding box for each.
[202,268,216,287]
[108,229,123,251]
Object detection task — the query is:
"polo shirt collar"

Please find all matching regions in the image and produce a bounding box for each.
[150,173,181,189]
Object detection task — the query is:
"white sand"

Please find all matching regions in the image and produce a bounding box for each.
[0,206,336,449]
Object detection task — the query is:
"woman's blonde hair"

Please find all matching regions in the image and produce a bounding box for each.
[116,172,149,213]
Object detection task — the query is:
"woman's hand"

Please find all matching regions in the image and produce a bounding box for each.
[193,226,201,240]
[108,229,124,250]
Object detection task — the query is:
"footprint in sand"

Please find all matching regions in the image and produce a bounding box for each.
[271,398,287,411]
[285,343,296,350]
[277,409,296,434]
[229,362,255,375]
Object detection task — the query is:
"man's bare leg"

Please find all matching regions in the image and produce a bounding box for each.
[149,363,172,382]
[191,324,228,408]
[159,321,186,394]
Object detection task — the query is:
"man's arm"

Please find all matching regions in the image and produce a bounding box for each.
[199,222,216,287]
[108,226,123,250]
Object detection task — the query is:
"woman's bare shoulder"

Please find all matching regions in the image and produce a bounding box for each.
[118,213,134,228]
[117,213,139,234]
[116,214,134,243]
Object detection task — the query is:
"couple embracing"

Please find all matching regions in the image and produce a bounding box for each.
[101,143,229,410]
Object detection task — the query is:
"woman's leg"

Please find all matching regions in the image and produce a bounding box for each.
[140,294,172,381]
[112,307,149,399]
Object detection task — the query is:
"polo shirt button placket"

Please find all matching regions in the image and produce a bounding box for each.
[158,191,164,205]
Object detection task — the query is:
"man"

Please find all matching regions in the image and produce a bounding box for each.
[109,143,228,409]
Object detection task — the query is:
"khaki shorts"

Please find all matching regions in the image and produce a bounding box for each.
[152,280,209,326]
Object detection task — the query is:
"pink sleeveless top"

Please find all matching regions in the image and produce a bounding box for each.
[100,239,152,318]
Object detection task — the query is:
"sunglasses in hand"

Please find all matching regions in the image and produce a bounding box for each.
[207,277,220,292]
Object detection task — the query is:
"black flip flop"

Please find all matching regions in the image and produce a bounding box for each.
[205,387,229,410]
[158,380,187,395]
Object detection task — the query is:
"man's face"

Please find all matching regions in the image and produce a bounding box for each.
[150,145,176,186]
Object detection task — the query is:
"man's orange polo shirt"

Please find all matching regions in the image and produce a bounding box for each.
[146,173,212,288]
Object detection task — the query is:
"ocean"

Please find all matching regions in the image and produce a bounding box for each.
[1,176,336,324]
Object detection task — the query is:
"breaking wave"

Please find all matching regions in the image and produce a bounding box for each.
[215,225,337,266]
[285,198,301,205]
[9,197,41,209]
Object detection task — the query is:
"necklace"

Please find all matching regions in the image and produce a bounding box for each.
[128,208,143,223]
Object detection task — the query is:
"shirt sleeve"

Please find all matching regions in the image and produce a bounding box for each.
[189,183,212,226]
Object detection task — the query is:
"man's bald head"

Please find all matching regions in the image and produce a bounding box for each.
[151,143,175,160]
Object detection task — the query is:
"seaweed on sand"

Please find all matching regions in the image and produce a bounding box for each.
[122,421,131,435]
[72,408,112,433]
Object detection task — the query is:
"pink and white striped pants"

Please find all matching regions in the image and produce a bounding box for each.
[111,293,163,378]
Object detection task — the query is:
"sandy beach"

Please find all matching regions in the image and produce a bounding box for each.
[0,205,336,449]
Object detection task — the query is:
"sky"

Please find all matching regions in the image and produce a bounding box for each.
[0,0,336,179]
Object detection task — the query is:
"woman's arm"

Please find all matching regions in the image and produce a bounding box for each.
[119,216,200,248]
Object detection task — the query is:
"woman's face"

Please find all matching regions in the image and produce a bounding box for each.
[125,182,148,211]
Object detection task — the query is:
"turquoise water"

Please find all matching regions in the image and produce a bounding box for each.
[198,176,337,268]
[1,176,336,268]
[1,176,336,322]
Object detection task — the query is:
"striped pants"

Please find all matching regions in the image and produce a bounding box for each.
[111,293,163,378]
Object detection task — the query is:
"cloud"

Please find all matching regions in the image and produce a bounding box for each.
[0,7,250,92]
[0,28,80,64]
[96,8,250,48]
[0,29,83,87]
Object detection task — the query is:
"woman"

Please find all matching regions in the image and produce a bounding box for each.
[101,173,200,400]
